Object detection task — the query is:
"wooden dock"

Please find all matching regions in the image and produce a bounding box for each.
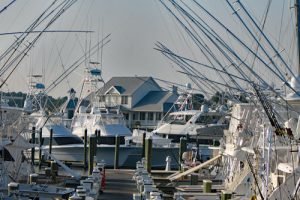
[100,169,137,200]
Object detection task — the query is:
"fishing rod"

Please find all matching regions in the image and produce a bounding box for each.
[156,43,245,101]
[160,1,300,114]
[155,45,252,85]
[161,0,261,94]
[156,43,220,95]
[0,0,78,88]
[231,0,298,81]
[0,0,78,70]
[0,30,93,36]
[0,0,75,76]
[162,0,245,93]
[0,0,16,15]
[186,0,297,93]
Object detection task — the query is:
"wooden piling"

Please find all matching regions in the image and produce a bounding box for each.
[142,132,146,158]
[203,179,212,193]
[190,173,198,185]
[221,190,232,200]
[31,127,35,164]
[179,137,187,170]
[145,138,152,173]
[49,128,53,155]
[84,129,87,169]
[39,128,42,168]
[114,135,120,169]
[88,134,97,175]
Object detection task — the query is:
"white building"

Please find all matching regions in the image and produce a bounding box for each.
[97,76,178,131]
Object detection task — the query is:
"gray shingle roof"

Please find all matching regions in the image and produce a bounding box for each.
[132,91,178,112]
[99,76,160,95]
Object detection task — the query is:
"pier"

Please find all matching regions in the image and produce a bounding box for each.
[101,169,137,200]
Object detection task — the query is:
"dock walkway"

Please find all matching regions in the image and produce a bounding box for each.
[100,169,137,200]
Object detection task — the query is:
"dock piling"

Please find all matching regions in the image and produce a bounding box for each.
[145,137,152,173]
[31,127,36,164]
[142,132,146,158]
[39,128,42,168]
[49,128,53,155]
[88,134,97,175]
[221,190,232,200]
[84,129,87,169]
[190,173,198,185]
[114,135,120,169]
[203,179,212,192]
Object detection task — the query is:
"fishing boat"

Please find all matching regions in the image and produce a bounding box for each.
[153,85,228,144]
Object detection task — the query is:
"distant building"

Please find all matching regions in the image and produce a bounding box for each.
[97,76,178,131]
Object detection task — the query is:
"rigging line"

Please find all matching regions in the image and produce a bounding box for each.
[45,38,111,94]
[171,1,233,79]
[0,0,70,74]
[155,46,252,85]
[159,49,214,95]
[156,42,209,92]
[249,0,272,73]
[229,0,287,81]
[0,0,62,63]
[278,0,286,50]
[191,0,298,95]
[153,77,207,94]
[45,34,110,93]
[0,0,16,15]
[56,45,72,90]
[157,45,243,99]
[176,70,247,93]
[169,0,261,92]
[157,43,218,94]
[163,1,243,93]
[0,0,78,88]
[234,0,297,82]
[185,0,272,84]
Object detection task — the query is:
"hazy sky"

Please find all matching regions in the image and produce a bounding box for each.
[0,0,297,97]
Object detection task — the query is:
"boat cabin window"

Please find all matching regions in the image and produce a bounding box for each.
[41,136,83,145]
[195,115,220,125]
[166,114,193,125]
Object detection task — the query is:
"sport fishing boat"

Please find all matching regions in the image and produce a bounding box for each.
[153,85,228,144]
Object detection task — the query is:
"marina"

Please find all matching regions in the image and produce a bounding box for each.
[1,0,300,199]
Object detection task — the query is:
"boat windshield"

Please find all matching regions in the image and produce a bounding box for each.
[195,115,221,125]
[165,114,193,125]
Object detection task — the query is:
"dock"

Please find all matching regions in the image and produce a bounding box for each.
[101,169,137,200]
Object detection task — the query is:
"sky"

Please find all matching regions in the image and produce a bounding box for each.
[0,0,297,97]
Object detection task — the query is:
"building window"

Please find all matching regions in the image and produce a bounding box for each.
[148,112,154,120]
[140,112,146,120]
[121,96,128,104]
[123,113,129,120]
[156,112,162,121]
[99,95,105,102]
